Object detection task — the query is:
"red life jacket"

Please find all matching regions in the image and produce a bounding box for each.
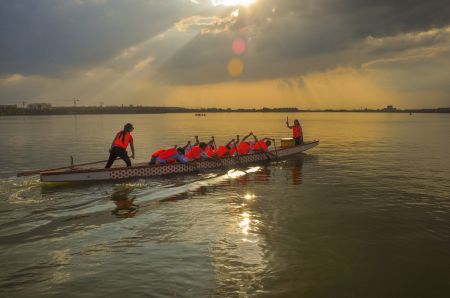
[237,142,251,155]
[151,149,165,158]
[215,145,229,157]
[293,125,303,138]
[252,140,268,151]
[229,146,236,156]
[113,131,132,149]
[186,145,202,160]
[205,145,214,157]
[158,148,177,159]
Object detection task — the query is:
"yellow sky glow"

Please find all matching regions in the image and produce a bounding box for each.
[165,68,405,109]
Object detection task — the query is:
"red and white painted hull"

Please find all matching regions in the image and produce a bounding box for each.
[40,141,319,182]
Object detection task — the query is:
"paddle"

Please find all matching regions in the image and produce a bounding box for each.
[17,159,111,177]
[227,134,242,165]
[211,136,225,167]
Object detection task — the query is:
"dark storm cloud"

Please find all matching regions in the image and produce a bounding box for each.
[158,0,450,84]
[0,0,201,76]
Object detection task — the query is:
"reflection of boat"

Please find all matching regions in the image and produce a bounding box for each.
[111,188,139,218]
[40,141,319,182]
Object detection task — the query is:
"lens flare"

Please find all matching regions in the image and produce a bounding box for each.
[232,37,246,55]
[227,58,244,77]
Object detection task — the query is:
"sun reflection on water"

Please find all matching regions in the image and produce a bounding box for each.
[239,212,251,235]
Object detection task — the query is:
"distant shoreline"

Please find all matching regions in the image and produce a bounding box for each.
[1,106,449,116]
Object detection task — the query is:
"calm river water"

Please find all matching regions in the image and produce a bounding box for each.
[0,113,449,297]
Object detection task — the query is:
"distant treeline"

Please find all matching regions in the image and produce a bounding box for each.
[1,106,449,116]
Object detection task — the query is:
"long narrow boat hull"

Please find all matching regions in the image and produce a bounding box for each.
[40,140,319,182]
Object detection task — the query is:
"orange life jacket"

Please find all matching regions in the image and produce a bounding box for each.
[252,140,268,151]
[151,149,165,158]
[186,145,202,160]
[205,145,214,157]
[215,145,229,157]
[159,148,177,159]
[114,131,132,149]
[237,142,251,155]
[293,125,303,138]
[229,146,236,156]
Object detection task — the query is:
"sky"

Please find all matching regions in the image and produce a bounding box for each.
[1,0,449,109]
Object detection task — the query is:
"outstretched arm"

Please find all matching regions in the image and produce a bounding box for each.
[252,134,259,142]
[208,136,215,147]
[183,141,191,150]
[241,132,253,142]
[130,139,135,159]
[286,116,293,128]
[226,138,235,147]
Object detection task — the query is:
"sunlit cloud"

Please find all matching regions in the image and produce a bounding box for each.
[1,0,449,108]
[363,26,450,53]
[211,0,256,7]
[174,14,238,34]
[1,74,26,84]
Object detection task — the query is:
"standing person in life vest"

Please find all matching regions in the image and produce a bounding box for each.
[286,117,303,145]
[105,123,135,168]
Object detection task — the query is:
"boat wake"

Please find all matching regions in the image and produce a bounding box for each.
[0,166,265,243]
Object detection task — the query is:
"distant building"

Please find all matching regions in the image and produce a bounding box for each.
[383,105,397,112]
[27,103,52,110]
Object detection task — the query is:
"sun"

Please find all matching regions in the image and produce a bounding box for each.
[211,0,256,7]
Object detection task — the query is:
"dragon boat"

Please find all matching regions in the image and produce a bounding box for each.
[34,140,318,182]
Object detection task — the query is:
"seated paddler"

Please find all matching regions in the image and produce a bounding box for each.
[185,142,211,160]
[149,146,190,164]
[250,135,272,152]
[213,138,236,158]
[236,132,256,155]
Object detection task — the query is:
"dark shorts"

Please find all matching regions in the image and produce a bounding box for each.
[294,136,303,145]
[105,146,131,168]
